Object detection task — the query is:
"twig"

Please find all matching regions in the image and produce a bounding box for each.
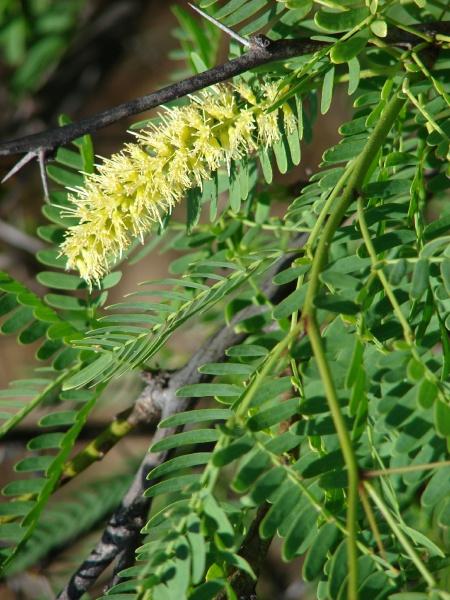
[59,371,170,484]
[0,22,448,161]
[188,2,252,48]
[364,481,436,588]
[0,39,325,158]
[362,459,450,479]
[0,219,44,255]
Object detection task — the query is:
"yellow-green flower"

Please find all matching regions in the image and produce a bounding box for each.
[61,81,296,286]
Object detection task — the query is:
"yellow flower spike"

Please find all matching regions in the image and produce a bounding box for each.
[282,103,297,134]
[60,81,296,286]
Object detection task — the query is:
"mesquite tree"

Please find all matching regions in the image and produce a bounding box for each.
[0,2,449,599]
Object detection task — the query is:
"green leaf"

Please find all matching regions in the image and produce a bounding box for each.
[314,294,360,315]
[258,148,273,184]
[321,66,335,115]
[434,400,450,437]
[287,123,301,166]
[63,355,113,390]
[150,429,220,452]
[441,258,450,295]
[45,294,87,311]
[176,384,243,398]
[186,515,206,584]
[420,235,450,258]
[302,522,340,581]
[225,344,268,358]
[328,539,347,598]
[19,320,48,344]
[159,409,232,428]
[260,480,302,539]
[347,57,360,95]
[331,34,368,64]
[315,7,369,32]
[37,272,86,291]
[410,259,429,300]
[148,453,211,481]
[370,19,387,38]
[232,449,270,493]
[38,411,78,427]
[423,214,450,241]
[187,187,202,232]
[197,362,253,376]
[189,580,225,600]
[273,286,306,319]
[213,434,253,467]
[323,138,366,163]
[2,478,46,496]
[416,378,437,409]
[14,456,54,473]
[1,307,33,334]
[201,492,234,547]
[46,164,84,188]
[248,398,299,431]
[27,432,65,450]
[144,474,200,498]
[250,466,286,504]
[283,504,318,560]
[421,466,450,507]
[273,136,288,175]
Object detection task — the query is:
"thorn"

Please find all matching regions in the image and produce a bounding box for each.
[1,151,37,183]
[188,2,251,48]
[38,148,50,203]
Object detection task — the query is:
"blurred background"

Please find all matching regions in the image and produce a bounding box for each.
[0,2,350,597]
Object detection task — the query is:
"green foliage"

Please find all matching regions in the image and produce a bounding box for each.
[0,0,85,97]
[1,1,450,599]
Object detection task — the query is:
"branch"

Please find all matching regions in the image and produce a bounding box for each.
[0,38,325,158]
[0,219,44,255]
[1,21,448,159]
[56,234,308,600]
[59,371,170,484]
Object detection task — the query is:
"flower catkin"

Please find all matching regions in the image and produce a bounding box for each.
[61,82,296,286]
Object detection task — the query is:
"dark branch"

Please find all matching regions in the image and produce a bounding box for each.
[0,39,324,157]
[1,21,448,159]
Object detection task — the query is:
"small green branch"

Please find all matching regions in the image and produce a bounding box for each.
[358,484,387,561]
[356,196,414,345]
[364,481,436,588]
[306,161,354,250]
[363,459,450,479]
[61,408,136,483]
[302,89,406,600]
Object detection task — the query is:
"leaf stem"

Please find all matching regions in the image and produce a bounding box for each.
[302,89,406,600]
[364,481,436,588]
[356,196,414,345]
[363,459,450,478]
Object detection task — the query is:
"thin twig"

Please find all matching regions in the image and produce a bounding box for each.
[363,459,450,479]
[0,219,44,255]
[0,39,325,158]
[0,22,448,161]
[188,2,251,48]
